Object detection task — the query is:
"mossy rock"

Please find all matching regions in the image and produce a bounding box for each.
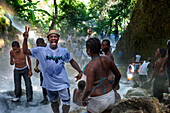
[125,87,150,98]
[111,97,170,113]
[140,81,152,90]
[113,0,170,65]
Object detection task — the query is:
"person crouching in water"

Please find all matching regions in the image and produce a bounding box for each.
[82,38,121,113]
[73,80,86,106]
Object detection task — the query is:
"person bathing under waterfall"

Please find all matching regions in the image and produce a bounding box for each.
[10,41,33,103]
[73,80,86,106]
[101,39,121,102]
[82,38,121,113]
[22,26,82,113]
[34,38,49,105]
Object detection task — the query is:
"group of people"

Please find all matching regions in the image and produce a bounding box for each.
[126,42,170,102]
[10,27,121,113]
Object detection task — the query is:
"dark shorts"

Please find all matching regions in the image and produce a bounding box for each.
[139,75,147,82]
[46,88,70,105]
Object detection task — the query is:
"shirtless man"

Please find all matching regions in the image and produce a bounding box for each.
[10,41,33,102]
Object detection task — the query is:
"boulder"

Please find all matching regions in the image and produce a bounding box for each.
[125,87,150,98]
[111,97,169,113]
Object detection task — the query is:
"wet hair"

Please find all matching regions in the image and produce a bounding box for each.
[102,39,110,46]
[159,48,166,58]
[86,38,101,54]
[12,41,20,47]
[36,38,45,45]
[78,80,86,90]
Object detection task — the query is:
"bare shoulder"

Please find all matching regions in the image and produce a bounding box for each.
[101,56,112,63]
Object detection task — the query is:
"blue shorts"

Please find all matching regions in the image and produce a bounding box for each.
[46,88,70,105]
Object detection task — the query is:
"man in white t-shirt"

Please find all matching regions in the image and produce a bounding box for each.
[139,57,152,85]
[22,27,82,113]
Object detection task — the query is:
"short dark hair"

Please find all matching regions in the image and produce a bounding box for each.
[36,38,45,45]
[12,41,20,47]
[78,80,86,90]
[102,39,110,46]
[86,38,101,54]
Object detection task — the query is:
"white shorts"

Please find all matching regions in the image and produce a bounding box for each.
[87,90,115,113]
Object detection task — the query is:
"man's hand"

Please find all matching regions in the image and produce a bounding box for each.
[13,59,19,64]
[82,97,88,106]
[160,67,164,76]
[23,26,29,39]
[75,72,82,82]
[28,70,32,78]
[34,67,40,73]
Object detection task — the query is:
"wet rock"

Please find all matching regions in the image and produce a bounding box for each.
[0,94,16,113]
[111,97,170,113]
[140,81,151,90]
[125,87,150,98]
[69,108,87,113]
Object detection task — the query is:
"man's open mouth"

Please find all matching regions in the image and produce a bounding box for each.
[51,41,57,46]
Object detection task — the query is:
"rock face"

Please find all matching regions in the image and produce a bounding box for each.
[111,97,169,113]
[113,0,170,64]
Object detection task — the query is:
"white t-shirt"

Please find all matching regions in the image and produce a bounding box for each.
[30,46,72,91]
[135,55,141,62]
[139,61,150,75]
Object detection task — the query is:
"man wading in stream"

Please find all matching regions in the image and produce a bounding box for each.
[22,26,82,113]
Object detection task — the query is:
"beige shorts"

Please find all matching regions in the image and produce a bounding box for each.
[87,90,115,113]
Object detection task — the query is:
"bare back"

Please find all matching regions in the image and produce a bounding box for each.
[85,56,120,97]
[10,48,27,68]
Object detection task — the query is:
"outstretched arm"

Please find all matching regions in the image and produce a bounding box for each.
[70,59,82,81]
[23,26,32,55]
[160,50,168,74]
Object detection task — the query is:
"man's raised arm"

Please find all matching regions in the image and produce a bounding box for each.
[23,26,32,55]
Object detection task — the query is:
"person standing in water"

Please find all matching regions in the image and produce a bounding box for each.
[82,38,121,113]
[160,39,170,91]
[149,48,167,102]
[23,27,82,113]
[34,38,49,104]
[10,41,33,103]
[101,39,121,102]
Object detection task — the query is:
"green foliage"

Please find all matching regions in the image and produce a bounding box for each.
[58,0,88,36]
[2,0,135,37]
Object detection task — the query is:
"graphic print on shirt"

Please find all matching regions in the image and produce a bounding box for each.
[45,50,64,76]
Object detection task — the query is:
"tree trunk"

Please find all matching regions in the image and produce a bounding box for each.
[49,0,58,31]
